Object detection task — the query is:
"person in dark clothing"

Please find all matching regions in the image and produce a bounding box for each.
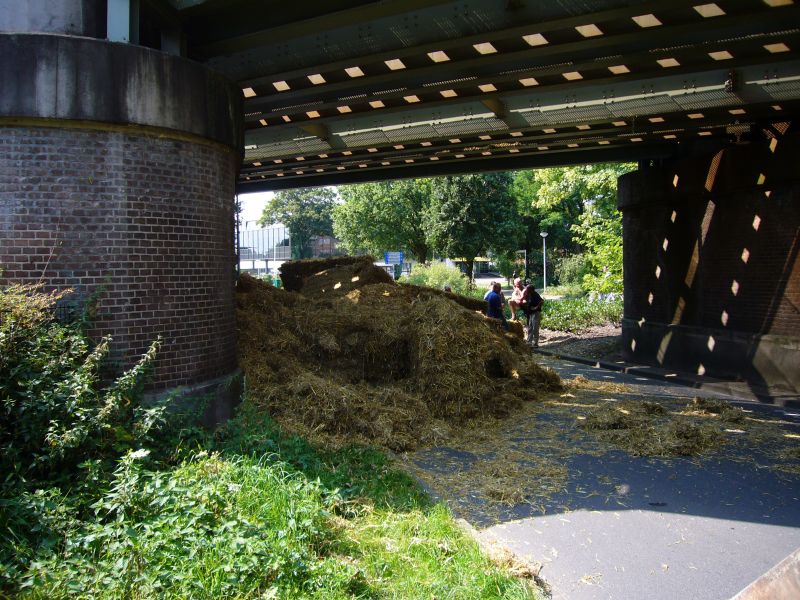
[485,282,509,330]
[520,283,543,347]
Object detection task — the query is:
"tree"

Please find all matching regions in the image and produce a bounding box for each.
[333,179,433,262]
[493,251,520,285]
[258,188,336,259]
[427,173,522,281]
[512,164,634,292]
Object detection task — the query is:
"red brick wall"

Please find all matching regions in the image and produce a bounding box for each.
[618,129,800,391]
[620,133,800,337]
[0,125,239,390]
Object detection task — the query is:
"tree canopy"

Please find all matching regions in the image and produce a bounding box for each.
[259,188,337,259]
[333,179,432,262]
[427,173,522,280]
[512,163,633,292]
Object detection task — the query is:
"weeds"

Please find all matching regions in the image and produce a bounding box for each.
[1,283,539,598]
[542,297,622,331]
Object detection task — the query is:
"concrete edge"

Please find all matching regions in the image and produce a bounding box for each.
[729,547,800,600]
[533,348,799,408]
[454,518,552,597]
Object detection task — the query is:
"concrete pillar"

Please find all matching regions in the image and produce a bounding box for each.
[618,130,800,398]
[0,4,244,422]
[0,0,105,37]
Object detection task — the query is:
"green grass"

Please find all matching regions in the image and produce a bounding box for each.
[540,284,584,299]
[4,404,540,599]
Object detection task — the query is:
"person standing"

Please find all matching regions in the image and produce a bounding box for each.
[508,277,524,321]
[520,282,543,347]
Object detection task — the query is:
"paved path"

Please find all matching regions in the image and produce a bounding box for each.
[406,356,800,600]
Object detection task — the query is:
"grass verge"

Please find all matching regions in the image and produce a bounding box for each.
[4,403,540,599]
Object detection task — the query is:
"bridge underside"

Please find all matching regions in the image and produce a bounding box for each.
[1,0,798,400]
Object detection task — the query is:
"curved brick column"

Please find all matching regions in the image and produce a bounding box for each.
[0,29,243,417]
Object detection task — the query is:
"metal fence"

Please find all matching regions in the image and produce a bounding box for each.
[237,225,345,276]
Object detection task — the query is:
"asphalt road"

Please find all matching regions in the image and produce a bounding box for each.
[406,356,800,600]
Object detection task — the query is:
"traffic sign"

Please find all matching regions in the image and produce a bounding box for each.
[384,251,404,264]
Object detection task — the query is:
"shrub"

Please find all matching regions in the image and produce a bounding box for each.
[555,254,590,287]
[16,450,362,599]
[400,262,471,295]
[0,284,162,481]
[542,297,622,332]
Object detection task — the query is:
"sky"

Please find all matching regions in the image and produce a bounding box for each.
[238,191,273,229]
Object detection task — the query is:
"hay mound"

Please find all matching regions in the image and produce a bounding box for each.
[279,255,394,296]
[398,282,487,313]
[237,268,561,451]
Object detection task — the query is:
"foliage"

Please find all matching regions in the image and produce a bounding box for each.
[555,254,590,288]
[259,188,337,259]
[400,262,472,295]
[3,402,538,599]
[572,210,624,294]
[542,284,584,300]
[512,169,584,256]
[0,284,162,482]
[427,173,523,280]
[541,297,623,332]
[494,252,521,284]
[334,179,432,263]
[511,164,633,293]
[16,450,355,599]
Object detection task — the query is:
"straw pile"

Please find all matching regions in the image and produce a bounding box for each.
[237,261,561,451]
[280,255,395,298]
[682,396,747,424]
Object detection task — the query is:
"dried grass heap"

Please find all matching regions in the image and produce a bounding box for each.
[237,258,561,450]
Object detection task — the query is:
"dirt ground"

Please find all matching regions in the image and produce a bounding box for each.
[538,324,622,360]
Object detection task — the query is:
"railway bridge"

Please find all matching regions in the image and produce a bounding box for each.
[1,0,798,410]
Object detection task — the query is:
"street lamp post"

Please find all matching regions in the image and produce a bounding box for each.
[540,232,548,292]
[517,248,527,280]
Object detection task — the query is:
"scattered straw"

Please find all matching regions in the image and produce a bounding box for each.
[568,375,632,394]
[580,400,725,457]
[682,397,746,424]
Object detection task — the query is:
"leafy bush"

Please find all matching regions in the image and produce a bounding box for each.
[542,297,622,332]
[542,284,584,299]
[17,450,362,599]
[555,254,590,287]
[400,262,471,295]
[493,253,520,284]
[0,284,161,481]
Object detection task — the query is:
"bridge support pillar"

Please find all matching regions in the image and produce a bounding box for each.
[0,2,244,421]
[618,130,800,398]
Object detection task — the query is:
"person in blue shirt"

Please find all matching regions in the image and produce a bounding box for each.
[485,282,509,330]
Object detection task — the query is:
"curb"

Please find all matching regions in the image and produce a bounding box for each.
[730,547,800,600]
[532,348,800,408]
